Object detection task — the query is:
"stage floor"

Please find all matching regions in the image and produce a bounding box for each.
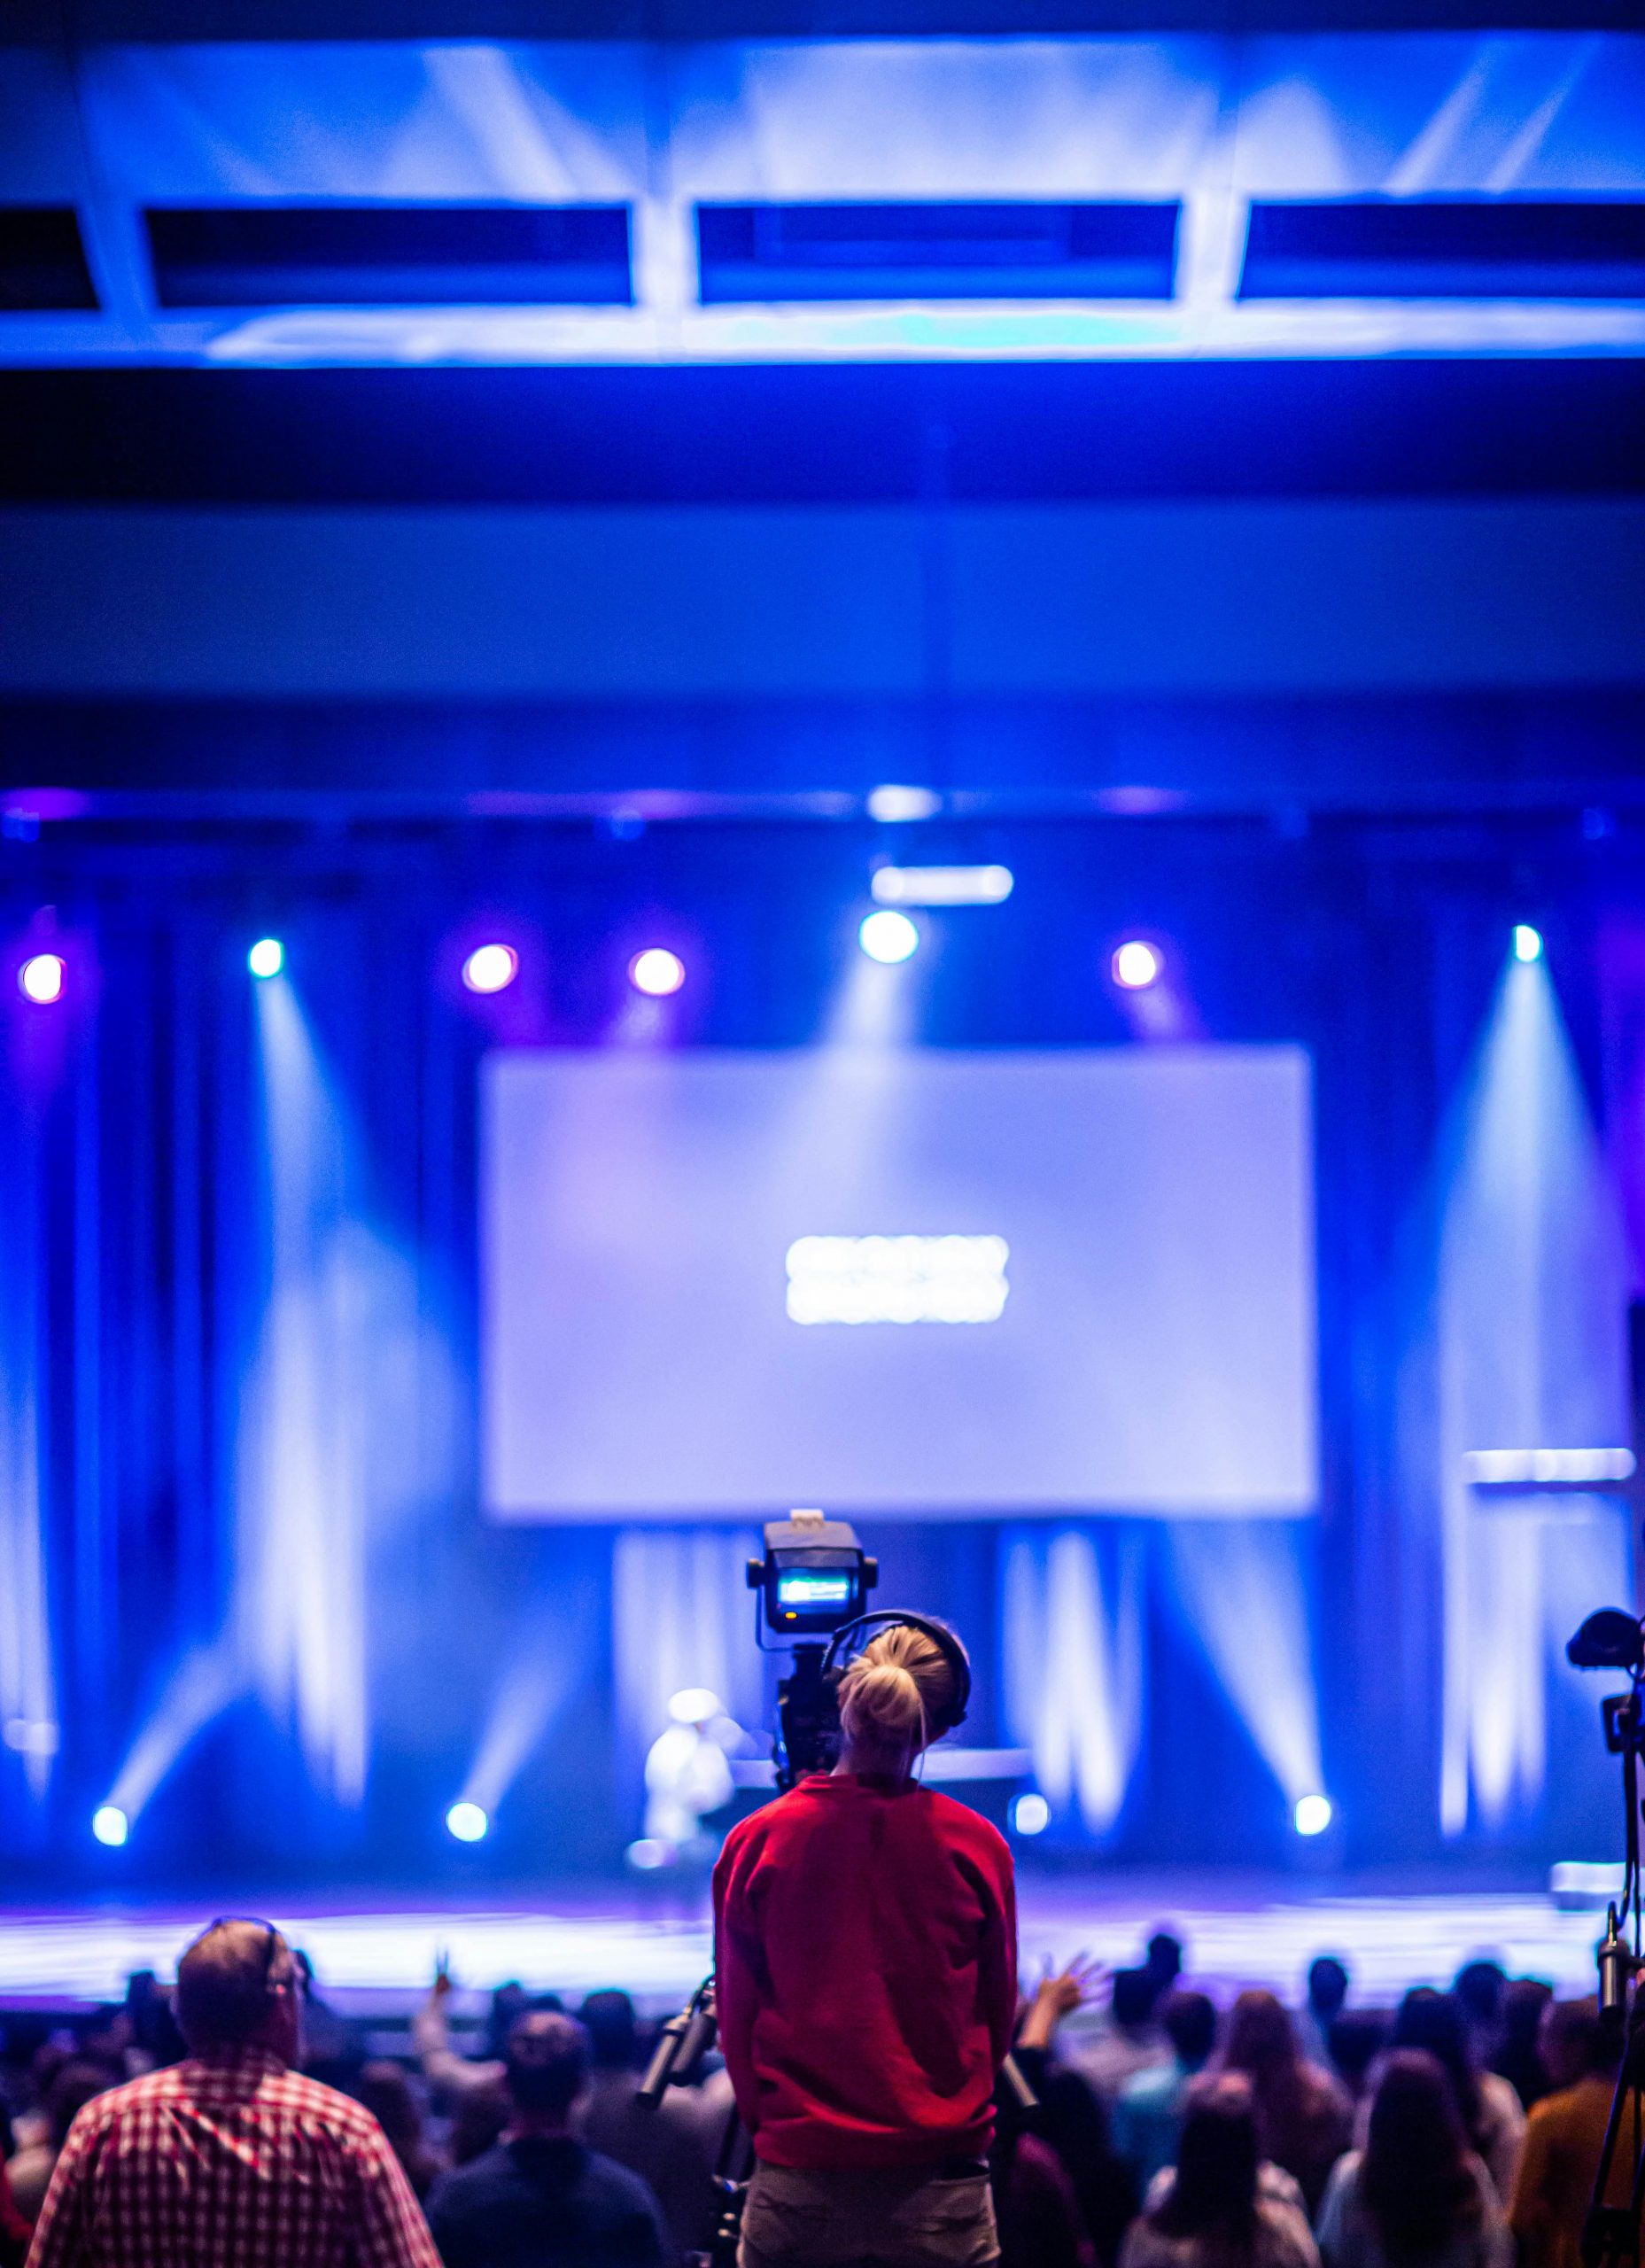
[0,1876,1613,2013]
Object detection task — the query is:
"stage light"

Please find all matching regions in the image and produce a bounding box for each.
[19,952,65,1005]
[1514,925,1543,963]
[446,1800,489,1843]
[248,938,283,980]
[91,1805,128,1848]
[1293,1793,1332,1837]
[625,1837,668,1870]
[872,866,1013,908]
[867,784,941,824]
[462,944,517,996]
[629,948,686,998]
[1011,1792,1051,1837]
[1112,940,1161,990]
[858,910,919,965]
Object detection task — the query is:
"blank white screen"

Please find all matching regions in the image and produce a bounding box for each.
[482,1046,1317,1518]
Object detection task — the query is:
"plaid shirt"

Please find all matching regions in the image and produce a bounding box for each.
[25,2048,443,2268]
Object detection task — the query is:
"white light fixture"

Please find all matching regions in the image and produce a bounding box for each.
[1112,940,1162,990]
[19,952,65,1005]
[857,910,919,964]
[866,785,942,824]
[247,937,283,980]
[871,865,1013,908]
[1293,1793,1332,1837]
[445,1800,490,1843]
[1514,925,1543,963]
[91,1805,129,1848]
[1011,1792,1051,1837]
[462,944,517,996]
[629,948,686,997]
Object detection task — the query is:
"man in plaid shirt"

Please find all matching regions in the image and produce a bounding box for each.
[26,1919,443,2268]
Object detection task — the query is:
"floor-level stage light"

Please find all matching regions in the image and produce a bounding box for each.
[248,938,283,980]
[1514,925,1543,963]
[19,952,65,1005]
[629,948,686,998]
[91,1805,129,1847]
[446,1800,490,1843]
[858,910,919,965]
[1011,1792,1051,1837]
[462,944,517,995]
[1112,940,1162,990]
[1293,1793,1332,1837]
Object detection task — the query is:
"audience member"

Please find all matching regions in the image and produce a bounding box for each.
[1317,2050,1510,2268]
[1300,1961,1351,2066]
[415,1974,569,2109]
[1114,1993,1219,2191]
[1453,1966,1509,2068]
[0,2159,30,2268]
[991,2057,1097,2268]
[1368,1991,1525,2207]
[119,1972,184,2074]
[1015,1962,1140,2268]
[1077,1969,1176,2102]
[1146,1938,1186,1999]
[24,1920,440,2268]
[356,2062,444,2201]
[1326,2014,1391,2107]
[415,1972,503,2105]
[448,2079,512,2167]
[1223,1991,1353,2217]
[1494,1982,1554,2115]
[1120,2073,1318,2268]
[6,2064,114,2222]
[573,1989,726,2263]
[1509,1998,1627,2268]
[426,2013,667,2268]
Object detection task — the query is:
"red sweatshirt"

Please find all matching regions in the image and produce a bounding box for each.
[711,1771,1018,2171]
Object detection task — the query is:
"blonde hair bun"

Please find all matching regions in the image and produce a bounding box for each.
[836,1623,958,1756]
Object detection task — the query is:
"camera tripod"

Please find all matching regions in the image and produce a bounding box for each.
[1579,1670,1645,2268]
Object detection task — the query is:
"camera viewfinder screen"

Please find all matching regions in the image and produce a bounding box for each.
[481,1046,1317,1519]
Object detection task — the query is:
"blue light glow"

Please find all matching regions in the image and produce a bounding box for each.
[446,1799,489,1842]
[1011,1791,1051,1837]
[248,937,283,980]
[858,910,919,965]
[91,1805,128,1847]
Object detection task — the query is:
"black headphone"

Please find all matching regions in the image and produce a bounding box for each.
[819,1612,971,1739]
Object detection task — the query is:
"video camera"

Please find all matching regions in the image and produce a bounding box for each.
[746,1511,973,1790]
[748,1511,878,1789]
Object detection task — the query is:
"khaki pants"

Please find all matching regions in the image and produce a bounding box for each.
[738,2160,1000,2268]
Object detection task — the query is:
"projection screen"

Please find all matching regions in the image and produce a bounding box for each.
[482,1046,1317,1519]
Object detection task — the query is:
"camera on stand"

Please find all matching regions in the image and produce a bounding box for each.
[1565,1604,1645,2268]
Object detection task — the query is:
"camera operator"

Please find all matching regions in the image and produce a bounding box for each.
[711,1621,1016,2268]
